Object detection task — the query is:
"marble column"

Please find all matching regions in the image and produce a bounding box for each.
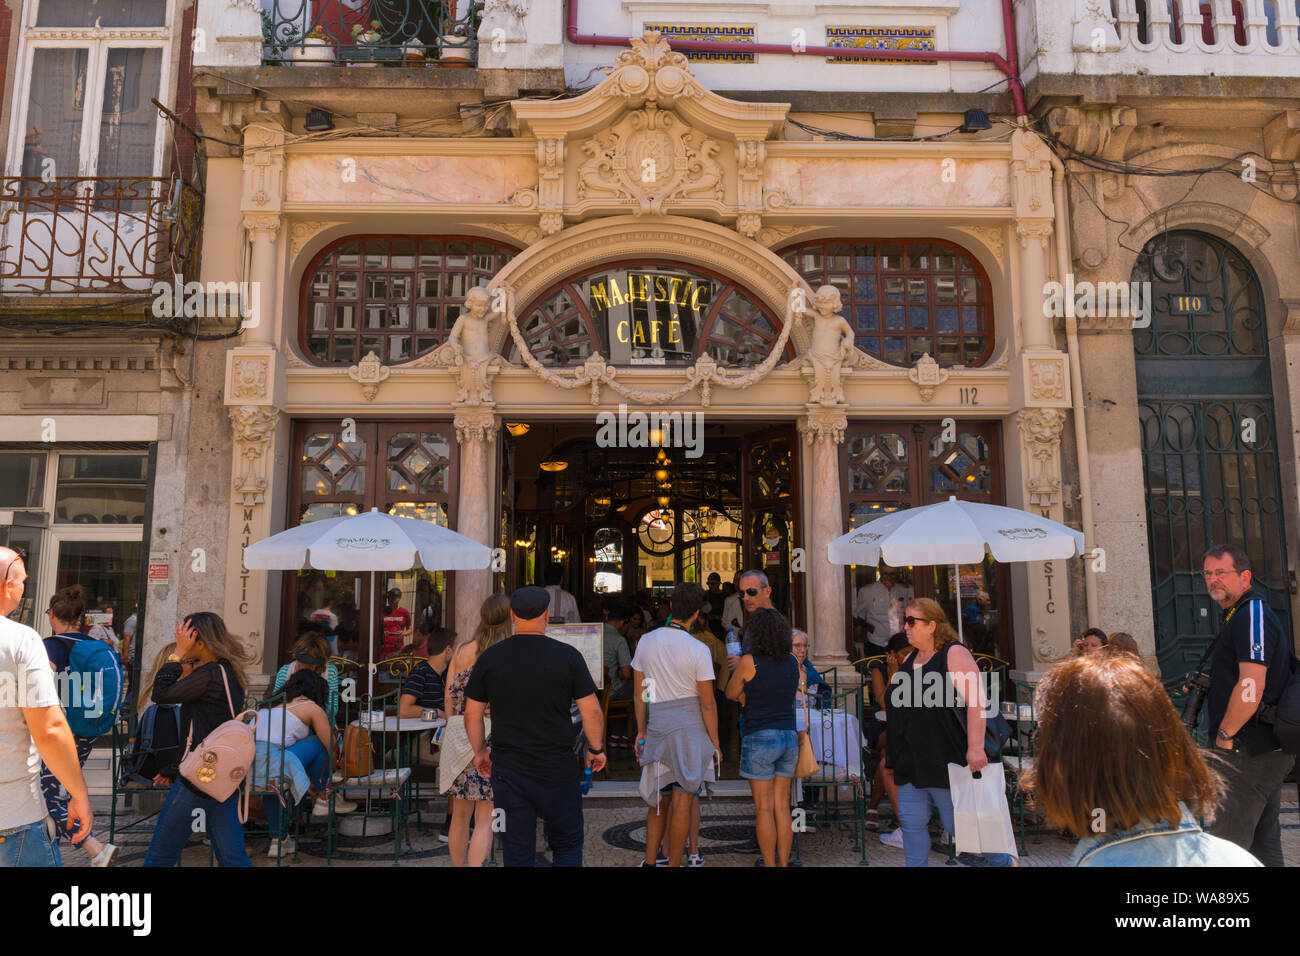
[242,214,280,347]
[799,405,851,672]
[454,406,497,641]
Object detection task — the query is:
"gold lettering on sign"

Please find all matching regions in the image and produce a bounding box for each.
[655,276,669,302]
[616,320,630,343]
[608,277,626,307]
[669,277,685,307]
[591,282,610,311]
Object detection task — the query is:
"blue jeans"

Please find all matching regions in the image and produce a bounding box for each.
[896,782,1015,868]
[0,819,62,867]
[143,780,252,867]
[265,737,330,839]
[491,764,583,867]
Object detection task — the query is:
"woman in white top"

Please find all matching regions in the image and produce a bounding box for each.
[256,669,351,857]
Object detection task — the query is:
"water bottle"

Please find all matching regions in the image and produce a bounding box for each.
[726,627,741,658]
[580,765,594,795]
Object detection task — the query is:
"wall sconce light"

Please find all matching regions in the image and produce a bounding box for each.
[305,108,334,132]
[505,422,531,437]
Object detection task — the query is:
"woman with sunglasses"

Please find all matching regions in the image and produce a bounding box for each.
[883,598,1014,866]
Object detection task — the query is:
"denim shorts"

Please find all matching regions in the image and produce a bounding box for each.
[0,819,62,867]
[740,729,799,780]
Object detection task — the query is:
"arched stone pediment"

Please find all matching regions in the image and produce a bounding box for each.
[509,30,789,238]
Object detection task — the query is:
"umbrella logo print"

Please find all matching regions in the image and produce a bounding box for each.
[849,530,884,543]
[334,536,392,550]
[996,528,1047,540]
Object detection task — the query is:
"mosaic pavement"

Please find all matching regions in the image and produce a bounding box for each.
[60,784,1300,868]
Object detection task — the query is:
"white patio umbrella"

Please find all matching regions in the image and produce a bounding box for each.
[243,508,492,701]
[827,495,1085,644]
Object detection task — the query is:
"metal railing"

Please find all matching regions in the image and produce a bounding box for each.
[262,0,479,66]
[0,176,202,296]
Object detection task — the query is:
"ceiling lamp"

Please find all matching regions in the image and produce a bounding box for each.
[594,494,611,507]
[539,425,568,472]
[505,422,531,437]
[653,467,670,483]
[657,495,671,509]
[655,448,669,466]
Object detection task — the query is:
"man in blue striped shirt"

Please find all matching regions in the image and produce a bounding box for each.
[1201,544,1295,867]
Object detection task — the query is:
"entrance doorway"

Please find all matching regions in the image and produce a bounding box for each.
[499,416,801,781]
[499,419,802,627]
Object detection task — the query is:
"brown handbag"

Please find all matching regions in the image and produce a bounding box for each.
[339,724,374,778]
[794,679,820,780]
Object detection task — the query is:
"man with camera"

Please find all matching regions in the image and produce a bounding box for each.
[1199,544,1295,866]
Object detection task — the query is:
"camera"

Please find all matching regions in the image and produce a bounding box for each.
[1180,668,1213,730]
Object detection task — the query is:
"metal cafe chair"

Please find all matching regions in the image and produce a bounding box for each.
[793,671,869,866]
[335,685,415,866]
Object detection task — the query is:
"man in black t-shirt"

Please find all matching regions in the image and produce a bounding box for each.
[464,586,605,866]
[1201,544,1295,867]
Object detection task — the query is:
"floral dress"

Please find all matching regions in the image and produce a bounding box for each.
[448,667,492,801]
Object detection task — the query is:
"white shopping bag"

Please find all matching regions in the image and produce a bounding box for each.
[947,761,1019,858]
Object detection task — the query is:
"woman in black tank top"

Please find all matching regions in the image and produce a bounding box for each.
[883,598,1014,867]
[725,608,800,867]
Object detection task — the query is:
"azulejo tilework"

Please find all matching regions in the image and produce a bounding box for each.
[643,23,755,63]
[826,26,936,64]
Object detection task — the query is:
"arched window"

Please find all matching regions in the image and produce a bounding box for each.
[781,239,993,368]
[300,236,519,366]
[1168,0,1183,43]
[508,260,793,368]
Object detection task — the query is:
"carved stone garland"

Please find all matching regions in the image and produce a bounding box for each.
[1017,407,1068,509]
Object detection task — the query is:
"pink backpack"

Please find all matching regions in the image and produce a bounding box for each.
[178,663,257,821]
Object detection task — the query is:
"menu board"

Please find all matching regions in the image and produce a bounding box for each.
[546,623,605,689]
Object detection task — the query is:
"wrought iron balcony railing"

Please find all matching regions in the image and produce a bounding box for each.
[263,0,479,67]
[0,176,202,296]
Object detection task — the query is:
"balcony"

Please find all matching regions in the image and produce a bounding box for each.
[261,0,478,67]
[1028,0,1300,81]
[0,177,202,296]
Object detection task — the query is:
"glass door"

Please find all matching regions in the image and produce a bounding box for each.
[742,426,801,623]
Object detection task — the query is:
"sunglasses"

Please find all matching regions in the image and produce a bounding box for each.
[904,615,930,627]
[742,587,764,597]
[0,547,27,584]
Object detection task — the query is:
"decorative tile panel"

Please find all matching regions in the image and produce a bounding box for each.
[643,23,755,62]
[826,26,935,64]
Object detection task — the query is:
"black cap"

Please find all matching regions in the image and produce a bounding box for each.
[510,586,551,621]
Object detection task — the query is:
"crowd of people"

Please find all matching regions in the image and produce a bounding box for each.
[0,539,1294,868]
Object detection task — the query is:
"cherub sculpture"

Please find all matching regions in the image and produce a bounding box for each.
[799,284,855,405]
[428,285,505,405]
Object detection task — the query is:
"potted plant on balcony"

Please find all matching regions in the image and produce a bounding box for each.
[403,39,427,62]
[437,1,474,67]
[291,25,336,65]
[348,19,384,66]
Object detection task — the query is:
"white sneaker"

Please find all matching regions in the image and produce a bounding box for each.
[313,795,357,816]
[90,843,117,867]
[267,837,295,858]
[879,828,905,849]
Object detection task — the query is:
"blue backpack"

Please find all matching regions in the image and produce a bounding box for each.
[56,636,125,738]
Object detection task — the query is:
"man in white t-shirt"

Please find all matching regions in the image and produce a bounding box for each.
[632,582,720,868]
[0,547,93,866]
[853,568,913,650]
